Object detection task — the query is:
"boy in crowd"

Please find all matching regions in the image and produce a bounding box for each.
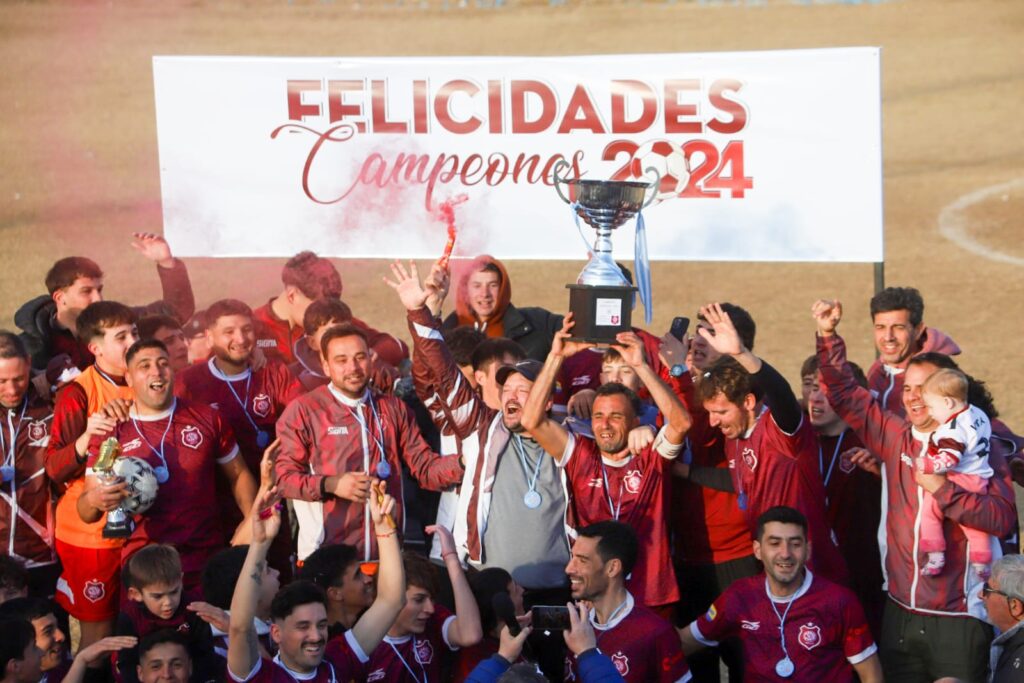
[136,316,190,373]
[296,544,374,639]
[227,483,406,682]
[0,597,70,680]
[15,234,195,372]
[680,506,882,682]
[366,524,482,681]
[46,301,138,649]
[114,545,217,683]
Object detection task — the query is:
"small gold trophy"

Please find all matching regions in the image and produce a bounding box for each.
[94,437,133,539]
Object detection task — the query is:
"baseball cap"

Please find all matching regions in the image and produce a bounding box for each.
[495,359,543,385]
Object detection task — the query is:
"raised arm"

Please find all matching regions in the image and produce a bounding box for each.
[428,524,482,647]
[130,232,196,323]
[521,315,593,462]
[228,487,281,680]
[612,331,691,443]
[348,481,407,655]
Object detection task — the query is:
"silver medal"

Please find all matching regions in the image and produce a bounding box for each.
[154,466,170,484]
[0,465,14,483]
[523,490,542,509]
[775,657,794,678]
[376,460,392,480]
[256,430,270,449]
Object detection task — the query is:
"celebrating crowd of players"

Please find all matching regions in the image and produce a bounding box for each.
[1,233,1023,683]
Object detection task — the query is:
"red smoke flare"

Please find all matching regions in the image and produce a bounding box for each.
[436,194,468,268]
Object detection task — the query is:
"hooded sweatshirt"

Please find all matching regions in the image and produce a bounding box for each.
[867,326,960,415]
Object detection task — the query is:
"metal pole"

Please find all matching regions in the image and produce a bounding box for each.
[873,261,885,295]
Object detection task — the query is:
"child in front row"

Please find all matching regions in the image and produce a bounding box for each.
[114,544,218,682]
[917,368,995,579]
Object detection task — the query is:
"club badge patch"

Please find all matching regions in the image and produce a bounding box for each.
[611,652,630,676]
[623,469,643,494]
[180,425,204,450]
[798,622,822,651]
[83,580,105,603]
[414,638,433,665]
[252,393,272,418]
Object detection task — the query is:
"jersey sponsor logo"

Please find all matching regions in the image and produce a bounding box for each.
[571,374,592,387]
[27,420,49,445]
[252,393,272,418]
[705,604,717,621]
[181,425,204,450]
[327,426,349,436]
[900,452,913,468]
[121,438,143,453]
[367,670,386,682]
[797,622,822,651]
[610,651,630,676]
[742,447,758,471]
[256,339,278,348]
[588,477,603,488]
[83,579,105,603]
[623,469,642,494]
[210,402,220,410]
[741,620,760,631]
[414,638,433,664]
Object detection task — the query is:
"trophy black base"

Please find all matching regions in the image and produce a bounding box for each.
[566,284,636,343]
[102,520,134,539]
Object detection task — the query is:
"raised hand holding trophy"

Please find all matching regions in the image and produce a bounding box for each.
[553,160,659,342]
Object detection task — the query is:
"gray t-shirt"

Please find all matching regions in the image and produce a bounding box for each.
[481,434,570,590]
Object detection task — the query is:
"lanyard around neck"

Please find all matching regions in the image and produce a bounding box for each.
[388,640,427,683]
[512,435,543,494]
[600,460,626,521]
[131,400,176,480]
[818,430,846,489]
[1,398,28,466]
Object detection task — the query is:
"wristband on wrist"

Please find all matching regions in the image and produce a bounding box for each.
[442,551,458,561]
[376,530,397,539]
[319,477,330,499]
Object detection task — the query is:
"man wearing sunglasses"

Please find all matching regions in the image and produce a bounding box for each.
[983,555,1024,683]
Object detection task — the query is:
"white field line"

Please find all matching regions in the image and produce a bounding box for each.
[937,177,1024,267]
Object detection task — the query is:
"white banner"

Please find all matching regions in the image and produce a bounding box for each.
[153,49,882,262]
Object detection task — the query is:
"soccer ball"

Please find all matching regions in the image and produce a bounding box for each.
[112,457,159,515]
[629,140,690,202]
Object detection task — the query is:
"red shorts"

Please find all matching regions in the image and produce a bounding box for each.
[54,539,122,621]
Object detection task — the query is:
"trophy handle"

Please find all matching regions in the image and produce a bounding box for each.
[551,158,574,205]
[641,165,662,208]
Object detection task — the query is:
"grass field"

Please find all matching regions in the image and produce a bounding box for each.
[1,0,1022,428]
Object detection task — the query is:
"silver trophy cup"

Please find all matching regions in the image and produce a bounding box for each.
[553,160,658,342]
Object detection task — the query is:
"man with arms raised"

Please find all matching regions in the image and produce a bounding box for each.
[866,286,960,415]
[274,323,463,561]
[16,233,195,372]
[176,299,301,570]
[45,301,138,650]
[0,333,59,594]
[679,506,882,682]
[564,521,690,682]
[77,339,257,591]
[227,483,404,682]
[522,316,690,611]
[386,260,568,589]
[678,303,847,583]
[813,298,1016,682]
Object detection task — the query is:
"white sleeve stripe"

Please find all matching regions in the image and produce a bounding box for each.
[227,657,261,682]
[558,432,576,468]
[688,619,719,648]
[846,642,878,665]
[413,321,444,341]
[217,443,240,465]
[441,614,460,651]
[676,673,693,683]
[345,628,370,664]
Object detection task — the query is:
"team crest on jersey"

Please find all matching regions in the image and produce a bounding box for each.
[742,447,758,471]
[83,580,105,603]
[252,393,272,418]
[623,469,642,494]
[121,438,143,453]
[840,449,857,474]
[180,425,204,450]
[741,620,760,631]
[610,652,630,676]
[414,638,433,664]
[27,420,49,446]
[798,622,822,650]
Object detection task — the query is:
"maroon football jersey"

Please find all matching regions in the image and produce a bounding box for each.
[86,398,238,576]
[562,432,679,607]
[366,605,456,683]
[565,593,690,683]
[729,412,847,583]
[690,571,876,682]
